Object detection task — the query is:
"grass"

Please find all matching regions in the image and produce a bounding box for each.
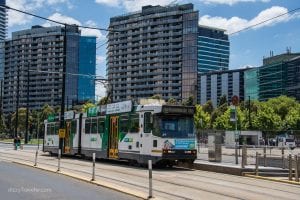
[0,138,43,145]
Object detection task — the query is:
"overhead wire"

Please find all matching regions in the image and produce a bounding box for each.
[228,7,300,35]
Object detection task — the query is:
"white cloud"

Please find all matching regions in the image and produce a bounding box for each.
[43,14,106,40]
[7,0,73,27]
[200,0,270,6]
[199,6,297,35]
[95,85,107,99]
[43,12,81,27]
[95,0,121,7]
[81,20,106,41]
[96,55,106,64]
[95,0,177,12]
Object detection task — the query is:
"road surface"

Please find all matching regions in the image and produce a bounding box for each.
[0,160,139,200]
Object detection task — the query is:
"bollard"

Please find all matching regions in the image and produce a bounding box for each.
[288,154,292,181]
[91,153,96,181]
[235,143,238,165]
[255,152,259,176]
[263,146,267,167]
[241,144,246,168]
[57,149,61,172]
[34,150,38,166]
[295,155,299,182]
[148,160,153,199]
[282,148,285,169]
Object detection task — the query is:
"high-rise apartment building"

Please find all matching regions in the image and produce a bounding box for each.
[107,4,198,103]
[198,68,246,107]
[78,36,96,102]
[198,25,229,73]
[0,0,6,81]
[3,25,92,113]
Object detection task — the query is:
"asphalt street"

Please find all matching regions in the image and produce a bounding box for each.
[0,161,140,200]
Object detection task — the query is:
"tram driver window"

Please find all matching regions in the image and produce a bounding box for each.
[85,119,91,134]
[144,112,152,133]
[91,118,98,134]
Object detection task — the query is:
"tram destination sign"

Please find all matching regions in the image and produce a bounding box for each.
[106,100,132,115]
[162,106,194,115]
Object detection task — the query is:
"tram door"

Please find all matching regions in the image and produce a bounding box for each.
[109,116,119,158]
[64,121,71,153]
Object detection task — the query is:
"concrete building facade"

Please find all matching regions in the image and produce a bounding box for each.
[3,25,82,113]
[107,4,198,103]
[198,68,247,107]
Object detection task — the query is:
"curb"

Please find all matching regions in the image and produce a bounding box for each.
[244,174,300,186]
[7,160,149,200]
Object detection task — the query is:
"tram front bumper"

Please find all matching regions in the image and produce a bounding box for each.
[162,149,197,160]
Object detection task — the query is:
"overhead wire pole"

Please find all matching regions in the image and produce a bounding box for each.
[59,24,67,152]
[25,62,30,144]
[14,66,20,138]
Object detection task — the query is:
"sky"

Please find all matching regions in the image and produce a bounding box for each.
[6,0,300,98]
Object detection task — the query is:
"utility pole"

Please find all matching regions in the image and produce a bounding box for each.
[0,80,2,118]
[25,63,30,144]
[59,24,67,151]
[66,96,69,111]
[248,96,252,129]
[14,66,20,138]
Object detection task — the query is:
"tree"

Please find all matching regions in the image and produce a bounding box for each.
[211,103,228,126]
[218,94,227,107]
[39,104,54,122]
[266,96,298,120]
[252,102,282,133]
[285,105,300,130]
[98,96,111,105]
[213,107,247,130]
[150,94,162,100]
[194,105,210,131]
[167,98,177,105]
[202,100,214,114]
[81,102,96,112]
[11,108,33,136]
[182,96,194,106]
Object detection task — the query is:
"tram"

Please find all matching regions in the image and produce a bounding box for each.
[44,100,197,166]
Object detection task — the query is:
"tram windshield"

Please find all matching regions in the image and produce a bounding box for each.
[153,116,194,138]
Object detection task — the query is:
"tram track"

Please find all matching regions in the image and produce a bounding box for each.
[1,149,299,200]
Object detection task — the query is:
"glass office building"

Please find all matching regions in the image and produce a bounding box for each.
[244,68,259,100]
[197,25,229,73]
[259,52,300,101]
[78,36,96,102]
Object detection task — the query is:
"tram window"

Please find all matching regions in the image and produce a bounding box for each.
[50,124,55,135]
[71,120,77,134]
[129,113,139,133]
[91,119,97,134]
[85,119,91,134]
[120,114,129,133]
[144,112,152,133]
[47,125,51,135]
[98,118,105,133]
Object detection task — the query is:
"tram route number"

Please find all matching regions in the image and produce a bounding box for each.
[59,129,66,138]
